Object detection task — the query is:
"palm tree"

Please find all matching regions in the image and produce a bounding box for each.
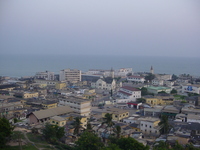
[158,115,170,134]
[102,113,115,135]
[71,117,82,136]
[113,125,121,139]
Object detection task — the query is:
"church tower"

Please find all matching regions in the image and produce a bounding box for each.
[110,67,114,78]
[150,66,154,74]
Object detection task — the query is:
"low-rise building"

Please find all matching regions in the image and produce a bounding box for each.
[147,86,171,94]
[55,82,67,90]
[117,86,141,100]
[49,116,66,127]
[27,106,72,125]
[182,84,200,95]
[102,108,129,121]
[35,71,54,80]
[127,76,145,83]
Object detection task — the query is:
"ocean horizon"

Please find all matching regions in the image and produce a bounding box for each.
[0,54,199,78]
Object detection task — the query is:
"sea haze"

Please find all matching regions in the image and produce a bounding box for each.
[0,54,199,78]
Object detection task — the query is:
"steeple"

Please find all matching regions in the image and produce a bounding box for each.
[150,66,154,74]
[110,67,114,78]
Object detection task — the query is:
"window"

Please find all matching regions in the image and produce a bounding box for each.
[145,125,147,127]
[52,121,55,123]
[150,126,151,128]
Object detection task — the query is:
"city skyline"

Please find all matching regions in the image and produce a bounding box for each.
[0,0,200,58]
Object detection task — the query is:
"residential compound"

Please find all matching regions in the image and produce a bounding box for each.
[60,69,81,83]
[117,86,141,100]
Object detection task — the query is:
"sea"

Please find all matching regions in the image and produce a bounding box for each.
[0,54,200,78]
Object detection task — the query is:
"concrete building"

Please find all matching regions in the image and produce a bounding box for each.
[60,69,81,83]
[127,75,145,83]
[117,86,141,100]
[147,86,171,94]
[115,68,133,77]
[182,84,200,95]
[49,116,66,127]
[58,96,91,116]
[91,77,116,91]
[102,108,129,121]
[139,117,160,136]
[35,71,54,80]
[151,79,164,86]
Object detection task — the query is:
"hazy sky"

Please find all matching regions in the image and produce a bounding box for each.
[0,0,200,57]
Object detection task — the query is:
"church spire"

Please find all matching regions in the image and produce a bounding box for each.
[150,66,154,74]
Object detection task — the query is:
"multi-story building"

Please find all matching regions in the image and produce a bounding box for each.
[58,96,91,116]
[127,75,145,83]
[117,86,141,100]
[35,71,54,80]
[145,95,174,107]
[139,117,160,136]
[60,69,81,83]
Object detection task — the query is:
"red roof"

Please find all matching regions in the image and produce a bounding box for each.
[121,86,140,91]
[118,91,132,96]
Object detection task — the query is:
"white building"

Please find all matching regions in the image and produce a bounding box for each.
[115,68,133,77]
[60,69,81,83]
[127,75,145,83]
[117,86,141,100]
[182,84,200,94]
[91,78,116,91]
[151,79,164,86]
[58,96,91,116]
[139,117,160,136]
[35,71,54,80]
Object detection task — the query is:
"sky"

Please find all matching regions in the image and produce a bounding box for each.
[0,0,200,57]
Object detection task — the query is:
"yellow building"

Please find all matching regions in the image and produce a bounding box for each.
[49,116,66,127]
[102,108,129,121]
[23,92,39,99]
[42,101,57,109]
[145,96,173,107]
[62,113,88,128]
[55,82,66,90]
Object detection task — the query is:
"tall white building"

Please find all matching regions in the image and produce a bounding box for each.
[60,69,81,83]
[35,71,54,80]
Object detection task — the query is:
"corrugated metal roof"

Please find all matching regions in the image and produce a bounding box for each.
[33,106,72,120]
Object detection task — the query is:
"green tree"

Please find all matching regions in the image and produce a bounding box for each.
[0,117,14,148]
[102,113,115,134]
[14,118,18,123]
[136,98,146,103]
[75,131,104,150]
[101,143,121,150]
[140,87,148,96]
[116,137,149,150]
[153,141,169,150]
[71,117,83,136]
[158,115,170,135]
[11,131,23,150]
[170,89,177,94]
[172,74,178,80]
[42,123,65,143]
[145,73,155,82]
[158,91,167,94]
[113,125,121,139]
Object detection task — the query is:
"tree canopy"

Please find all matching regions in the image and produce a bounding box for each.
[0,117,14,147]
[75,131,104,150]
[158,115,170,135]
[42,123,65,143]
